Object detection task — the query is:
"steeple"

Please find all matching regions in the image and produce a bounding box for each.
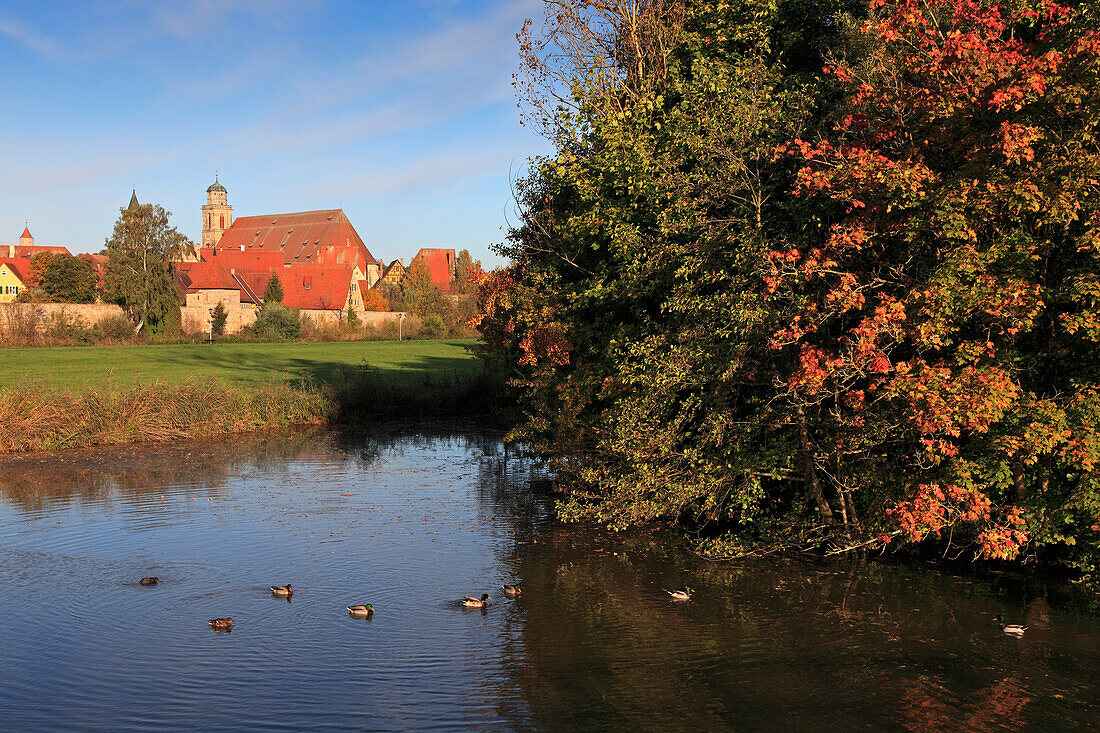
[19,225,33,248]
[202,173,232,250]
[128,189,141,211]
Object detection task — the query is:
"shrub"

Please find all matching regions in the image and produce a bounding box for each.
[418,314,445,339]
[251,302,300,340]
[94,314,137,342]
[42,311,94,345]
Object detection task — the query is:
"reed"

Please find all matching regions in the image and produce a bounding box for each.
[0,366,508,453]
[0,378,332,453]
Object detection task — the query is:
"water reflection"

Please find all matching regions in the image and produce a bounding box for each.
[0,424,1096,731]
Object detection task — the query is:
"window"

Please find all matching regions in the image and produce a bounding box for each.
[220,215,225,228]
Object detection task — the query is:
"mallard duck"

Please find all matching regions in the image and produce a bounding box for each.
[347,604,374,618]
[502,585,522,597]
[666,587,694,601]
[270,585,293,597]
[462,593,491,608]
[139,577,158,585]
[996,614,1027,636]
[208,617,234,630]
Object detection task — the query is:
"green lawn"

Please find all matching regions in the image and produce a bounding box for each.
[0,339,480,391]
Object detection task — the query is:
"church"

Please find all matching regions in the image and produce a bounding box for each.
[177,177,390,333]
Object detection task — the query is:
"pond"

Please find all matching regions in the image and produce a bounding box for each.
[0,424,1097,731]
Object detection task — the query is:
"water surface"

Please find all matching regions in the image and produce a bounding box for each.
[0,425,1097,731]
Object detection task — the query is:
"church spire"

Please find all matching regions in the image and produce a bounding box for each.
[128,189,141,211]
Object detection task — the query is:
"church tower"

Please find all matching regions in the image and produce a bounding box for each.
[202,174,232,249]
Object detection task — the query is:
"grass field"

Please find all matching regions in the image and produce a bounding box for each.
[0,339,480,391]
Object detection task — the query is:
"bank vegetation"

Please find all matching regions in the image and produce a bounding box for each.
[477,0,1100,582]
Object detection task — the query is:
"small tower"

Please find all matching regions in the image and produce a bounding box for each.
[202,174,232,249]
[127,189,141,212]
[19,226,33,249]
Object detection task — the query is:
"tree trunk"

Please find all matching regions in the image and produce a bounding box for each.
[1012,459,1027,503]
[796,402,835,524]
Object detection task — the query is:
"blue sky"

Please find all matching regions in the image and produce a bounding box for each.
[0,0,550,267]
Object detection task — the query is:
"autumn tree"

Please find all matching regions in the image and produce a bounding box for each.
[481,0,1100,579]
[27,251,54,289]
[778,0,1100,564]
[402,257,433,295]
[104,203,193,333]
[361,288,389,312]
[453,249,482,294]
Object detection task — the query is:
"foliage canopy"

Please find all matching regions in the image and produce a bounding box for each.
[479,0,1100,579]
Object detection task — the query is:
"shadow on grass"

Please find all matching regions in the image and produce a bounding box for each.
[136,341,480,389]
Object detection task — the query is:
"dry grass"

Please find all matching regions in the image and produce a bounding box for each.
[0,378,332,452]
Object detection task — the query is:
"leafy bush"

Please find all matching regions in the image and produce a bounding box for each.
[251,302,301,341]
[418,314,445,339]
[94,314,136,342]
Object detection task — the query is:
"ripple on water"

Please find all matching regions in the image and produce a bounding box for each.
[1,427,1099,731]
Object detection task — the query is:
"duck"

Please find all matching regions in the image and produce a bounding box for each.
[665,587,694,601]
[270,585,293,597]
[463,593,491,608]
[347,604,374,618]
[996,614,1027,636]
[208,617,234,631]
[502,585,522,597]
[139,577,158,586]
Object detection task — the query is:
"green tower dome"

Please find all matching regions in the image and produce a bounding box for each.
[207,175,226,193]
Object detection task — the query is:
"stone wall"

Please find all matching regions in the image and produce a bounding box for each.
[181,290,258,335]
[180,296,405,336]
[0,302,126,337]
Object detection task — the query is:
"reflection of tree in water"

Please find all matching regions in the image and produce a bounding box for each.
[473,462,1100,730]
[0,428,336,512]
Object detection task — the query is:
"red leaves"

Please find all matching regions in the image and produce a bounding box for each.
[888,482,1028,558]
[518,323,571,368]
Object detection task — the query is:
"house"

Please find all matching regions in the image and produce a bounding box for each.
[378,259,405,287]
[411,248,456,292]
[0,257,29,303]
[214,208,381,286]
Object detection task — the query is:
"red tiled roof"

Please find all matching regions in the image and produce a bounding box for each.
[280,265,352,311]
[179,252,353,312]
[214,209,377,274]
[0,257,31,282]
[4,244,71,258]
[413,248,455,292]
[20,227,32,239]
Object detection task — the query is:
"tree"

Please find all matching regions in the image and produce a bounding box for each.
[27,251,54,289]
[346,305,360,327]
[480,0,1100,580]
[40,254,98,303]
[211,302,228,336]
[402,257,433,295]
[778,0,1100,564]
[104,202,193,333]
[453,250,482,294]
[361,288,389,311]
[264,272,284,303]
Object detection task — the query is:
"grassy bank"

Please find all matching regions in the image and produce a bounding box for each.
[0,340,478,390]
[0,340,501,453]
